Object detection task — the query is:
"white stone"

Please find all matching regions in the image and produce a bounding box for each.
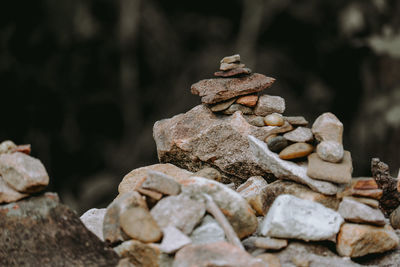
[80,208,107,241]
[259,194,344,241]
[248,135,339,195]
[190,215,226,245]
[316,141,344,163]
[220,54,240,64]
[160,226,192,254]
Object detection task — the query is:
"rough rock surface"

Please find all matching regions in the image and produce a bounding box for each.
[0,193,119,266]
[337,223,399,257]
[154,105,291,182]
[181,176,258,238]
[191,73,275,104]
[80,208,107,241]
[114,239,161,267]
[249,135,339,195]
[119,163,192,195]
[338,197,386,226]
[0,152,49,193]
[237,176,269,215]
[307,151,353,184]
[259,194,344,241]
[254,95,285,116]
[312,112,343,143]
[190,215,226,245]
[173,241,266,267]
[0,176,28,203]
[283,127,313,143]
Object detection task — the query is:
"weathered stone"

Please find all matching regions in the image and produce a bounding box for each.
[337,223,399,257]
[237,176,269,216]
[223,103,253,115]
[312,112,343,143]
[338,197,386,226]
[0,152,49,193]
[181,176,257,238]
[243,236,288,250]
[273,241,363,267]
[262,180,341,213]
[351,177,379,190]
[0,193,119,266]
[191,167,222,182]
[160,226,192,254]
[249,135,339,195]
[346,188,383,199]
[80,208,106,241]
[220,54,241,64]
[150,193,205,235]
[190,215,226,245]
[279,143,314,160]
[137,187,163,200]
[343,196,379,208]
[0,140,16,154]
[209,98,236,112]
[191,73,275,104]
[267,136,289,153]
[390,206,400,229]
[236,94,258,107]
[142,170,181,195]
[264,113,284,126]
[260,194,343,241]
[0,176,28,204]
[173,241,266,267]
[245,115,266,127]
[283,127,313,143]
[371,158,400,216]
[154,104,293,182]
[256,253,281,267]
[284,116,308,126]
[114,239,161,267]
[119,163,192,195]
[220,62,245,71]
[254,95,285,116]
[120,207,162,243]
[214,67,252,77]
[316,140,344,163]
[307,151,353,184]
[103,191,147,244]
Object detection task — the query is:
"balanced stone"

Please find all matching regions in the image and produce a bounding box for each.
[214,67,252,77]
[237,176,269,215]
[220,54,240,64]
[259,194,344,241]
[242,236,288,250]
[312,112,343,143]
[191,73,275,104]
[267,136,289,153]
[159,226,191,254]
[284,116,308,126]
[264,113,284,126]
[210,98,236,112]
[254,95,285,116]
[236,95,258,107]
[223,104,253,115]
[279,143,314,160]
[338,197,385,226]
[337,223,399,257]
[142,170,181,195]
[0,152,49,193]
[307,151,353,184]
[316,140,344,163]
[283,127,313,143]
[220,62,245,71]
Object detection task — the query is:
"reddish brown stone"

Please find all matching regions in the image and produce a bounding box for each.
[214,67,252,77]
[11,144,31,155]
[236,94,258,107]
[191,73,275,104]
[352,177,378,190]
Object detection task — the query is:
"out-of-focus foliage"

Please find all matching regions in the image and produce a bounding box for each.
[0,0,399,213]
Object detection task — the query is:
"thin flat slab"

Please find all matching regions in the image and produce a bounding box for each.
[191,73,275,104]
[214,67,252,78]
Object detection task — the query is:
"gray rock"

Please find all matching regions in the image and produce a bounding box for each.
[223,103,254,115]
[338,197,386,226]
[244,115,266,127]
[259,194,344,241]
[312,112,343,143]
[142,170,181,195]
[316,140,344,163]
[114,239,162,267]
[0,193,119,266]
[283,127,313,143]
[150,194,206,235]
[267,136,289,153]
[0,152,49,193]
[190,215,226,245]
[0,176,28,204]
[160,226,192,254]
[209,98,236,112]
[80,208,106,241]
[237,176,269,216]
[254,95,285,116]
[391,205,400,229]
[220,54,240,64]
[248,135,339,195]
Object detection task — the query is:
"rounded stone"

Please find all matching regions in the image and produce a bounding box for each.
[264,113,284,126]
[0,140,16,154]
[279,143,314,160]
[390,205,400,229]
[267,136,289,153]
[316,141,344,163]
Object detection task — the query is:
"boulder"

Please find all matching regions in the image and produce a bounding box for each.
[191,73,275,104]
[0,193,119,266]
[80,208,107,241]
[283,116,308,126]
[259,194,343,241]
[242,236,288,251]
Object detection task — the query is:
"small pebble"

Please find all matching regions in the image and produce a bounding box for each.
[246,116,265,127]
[264,113,284,126]
[279,143,314,160]
[316,141,344,163]
[223,104,253,115]
[283,127,313,143]
[267,136,289,153]
[236,95,258,107]
[220,54,240,64]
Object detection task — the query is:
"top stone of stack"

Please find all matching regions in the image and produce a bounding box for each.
[191,54,275,104]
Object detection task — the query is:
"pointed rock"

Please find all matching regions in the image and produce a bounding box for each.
[80,208,106,241]
[160,226,192,254]
[209,98,236,112]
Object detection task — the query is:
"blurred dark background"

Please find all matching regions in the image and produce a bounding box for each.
[1,0,399,214]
